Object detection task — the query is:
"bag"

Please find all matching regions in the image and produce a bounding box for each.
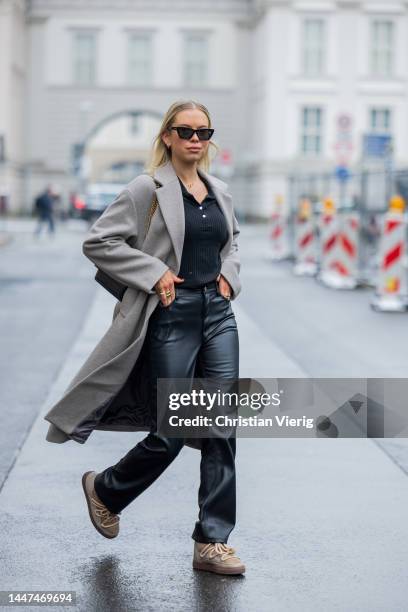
[94,267,128,301]
[94,176,160,301]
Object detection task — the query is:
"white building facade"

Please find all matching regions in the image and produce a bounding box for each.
[22,0,249,215]
[1,0,408,217]
[244,0,408,216]
[0,0,28,213]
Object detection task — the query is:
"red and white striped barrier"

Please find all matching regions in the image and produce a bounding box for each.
[269,211,291,260]
[371,212,408,312]
[293,215,317,276]
[317,212,360,289]
[317,212,340,286]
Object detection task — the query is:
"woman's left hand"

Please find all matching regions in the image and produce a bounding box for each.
[216,273,232,299]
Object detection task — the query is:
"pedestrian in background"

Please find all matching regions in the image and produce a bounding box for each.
[34,185,55,237]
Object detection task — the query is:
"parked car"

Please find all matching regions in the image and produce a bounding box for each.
[70,183,126,222]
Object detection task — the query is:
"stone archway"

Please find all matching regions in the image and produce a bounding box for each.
[75,108,163,188]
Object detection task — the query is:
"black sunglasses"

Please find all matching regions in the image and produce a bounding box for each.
[169,126,214,141]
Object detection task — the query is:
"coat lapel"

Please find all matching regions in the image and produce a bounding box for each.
[153,160,233,274]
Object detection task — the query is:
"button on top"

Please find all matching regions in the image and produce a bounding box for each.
[177,175,229,288]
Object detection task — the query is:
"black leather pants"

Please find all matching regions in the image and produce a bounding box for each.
[94,280,239,544]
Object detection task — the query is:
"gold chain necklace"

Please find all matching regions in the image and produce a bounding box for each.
[186,178,198,189]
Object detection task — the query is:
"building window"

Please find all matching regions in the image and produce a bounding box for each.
[370,108,392,134]
[128,33,152,86]
[370,20,394,77]
[73,31,97,85]
[301,107,323,155]
[302,18,326,77]
[183,33,208,86]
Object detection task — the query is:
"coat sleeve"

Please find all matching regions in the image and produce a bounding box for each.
[220,209,241,300]
[82,187,170,294]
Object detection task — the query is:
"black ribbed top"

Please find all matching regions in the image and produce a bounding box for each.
[177,176,229,288]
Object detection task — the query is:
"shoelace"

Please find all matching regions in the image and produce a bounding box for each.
[90,495,119,528]
[199,542,239,561]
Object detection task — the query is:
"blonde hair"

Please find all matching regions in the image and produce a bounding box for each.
[144,99,220,175]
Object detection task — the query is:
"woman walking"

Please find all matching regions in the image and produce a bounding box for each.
[47,99,244,575]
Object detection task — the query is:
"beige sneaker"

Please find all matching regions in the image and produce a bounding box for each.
[82,471,120,539]
[193,541,246,575]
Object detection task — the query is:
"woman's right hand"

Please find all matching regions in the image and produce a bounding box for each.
[154,270,184,306]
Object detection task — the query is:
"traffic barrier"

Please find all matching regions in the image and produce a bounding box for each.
[317,199,340,287]
[332,212,360,289]
[371,195,407,312]
[293,199,317,276]
[317,197,361,289]
[269,196,291,260]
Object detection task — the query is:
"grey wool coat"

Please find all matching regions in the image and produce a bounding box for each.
[44,159,242,451]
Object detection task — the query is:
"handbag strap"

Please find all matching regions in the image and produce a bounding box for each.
[143,174,161,240]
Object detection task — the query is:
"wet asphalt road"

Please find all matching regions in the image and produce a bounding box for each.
[0,220,96,488]
[1,220,408,611]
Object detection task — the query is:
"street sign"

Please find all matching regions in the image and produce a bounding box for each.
[216,148,234,178]
[337,114,352,131]
[363,134,393,159]
[334,114,354,165]
[335,165,351,182]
